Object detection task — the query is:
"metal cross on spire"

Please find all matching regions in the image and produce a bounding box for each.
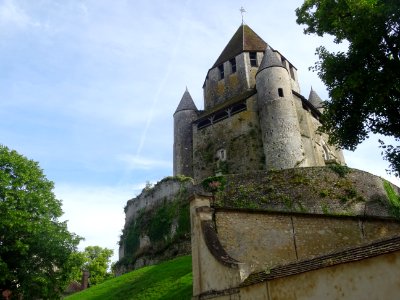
[240,6,246,24]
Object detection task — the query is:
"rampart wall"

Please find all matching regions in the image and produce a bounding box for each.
[191,167,400,299]
[116,176,194,274]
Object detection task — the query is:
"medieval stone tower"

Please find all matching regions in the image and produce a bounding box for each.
[120,23,400,300]
[173,24,344,182]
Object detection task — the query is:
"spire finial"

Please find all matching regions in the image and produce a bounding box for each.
[240,6,246,24]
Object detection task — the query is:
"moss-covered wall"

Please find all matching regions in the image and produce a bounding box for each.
[210,166,397,218]
[191,167,400,299]
[193,95,265,182]
[116,176,193,274]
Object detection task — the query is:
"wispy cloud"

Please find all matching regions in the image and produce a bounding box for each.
[0,0,41,29]
[118,154,172,171]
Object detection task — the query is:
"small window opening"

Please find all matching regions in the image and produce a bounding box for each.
[198,119,211,130]
[249,52,257,67]
[214,110,228,122]
[218,64,224,79]
[217,149,227,161]
[229,58,236,73]
[278,88,284,97]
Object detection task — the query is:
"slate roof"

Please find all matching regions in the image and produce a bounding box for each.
[257,47,283,73]
[174,88,198,114]
[212,24,268,68]
[308,88,324,109]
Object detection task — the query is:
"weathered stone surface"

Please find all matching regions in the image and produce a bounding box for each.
[216,212,297,270]
[173,24,344,183]
[116,176,193,274]
[190,167,400,299]
[267,251,400,300]
[213,167,397,219]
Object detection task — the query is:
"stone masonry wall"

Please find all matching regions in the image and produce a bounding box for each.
[216,210,400,274]
[193,95,265,182]
[190,168,400,299]
[117,176,193,274]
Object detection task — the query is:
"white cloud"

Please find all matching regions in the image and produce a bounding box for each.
[118,154,172,171]
[56,183,143,263]
[0,0,41,29]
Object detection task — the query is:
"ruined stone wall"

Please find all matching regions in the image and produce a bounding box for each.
[124,177,194,227]
[192,95,265,182]
[116,177,193,274]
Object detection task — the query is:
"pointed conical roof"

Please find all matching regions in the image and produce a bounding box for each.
[308,88,324,109]
[174,88,198,114]
[257,47,283,74]
[212,24,267,68]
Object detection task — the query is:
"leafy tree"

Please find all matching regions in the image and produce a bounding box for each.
[0,145,82,299]
[81,246,114,286]
[296,0,400,176]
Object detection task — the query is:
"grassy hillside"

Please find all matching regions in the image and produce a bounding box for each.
[65,256,192,300]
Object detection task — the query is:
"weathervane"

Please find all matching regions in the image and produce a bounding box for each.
[240,6,246,24]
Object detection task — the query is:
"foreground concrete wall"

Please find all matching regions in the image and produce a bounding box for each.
[216,211,400,273]
[191,197,246,296]
[255,251,400,300]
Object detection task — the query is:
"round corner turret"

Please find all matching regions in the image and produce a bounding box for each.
[308,87,325,113]
[174,88,198,116]
[173,89,198,178]
[256,47,285,75]
[256,47,306,170]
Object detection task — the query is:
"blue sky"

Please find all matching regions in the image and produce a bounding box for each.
[1,0,399,263]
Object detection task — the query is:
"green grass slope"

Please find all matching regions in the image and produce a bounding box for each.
[65,256,192,300]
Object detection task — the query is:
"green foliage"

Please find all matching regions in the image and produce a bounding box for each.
[379,141,400,177]
[201,175,226,192]
[81,246,114,286]
[0,145,82,299]
[383,180,400,218]
[65,256,192,300]
[142,181,154,193]
[217,160,229,174]
[321,203,330,214]
[148,201,176,242]
[296,0,400,177]
[319,189,330,197]
[118,185,191,269]
[328,163,350,177]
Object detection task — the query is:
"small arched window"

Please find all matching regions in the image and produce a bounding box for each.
[216,149,227,161]
[278,88,284,97]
